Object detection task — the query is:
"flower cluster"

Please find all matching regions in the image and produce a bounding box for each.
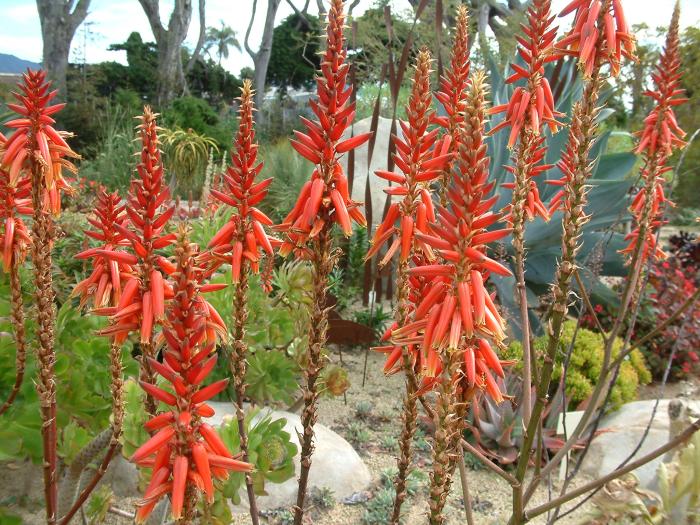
[489,0,562,146]
[1,69,77,213]
[279,0,369,254]
[367,48,452,265]
[489,0,560,223]
[0,150,31,272]
[206,80,276,280]
[390,73,511,402]
[73,189,131,309]
[557,0,635,78]
[622,2,685,262]
[434,5,471,204]
[95,108,175,346]
[131,228,251,523]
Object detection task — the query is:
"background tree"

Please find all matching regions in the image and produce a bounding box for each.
[108,32,158,100]
[205,21,241,66]
[36,0,91,98]
[244,0,283,108]
[267,13,321,89]
[137,0,193,106]
[674,25,700,209]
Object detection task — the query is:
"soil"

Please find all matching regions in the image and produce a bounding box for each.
[2,345,603,525]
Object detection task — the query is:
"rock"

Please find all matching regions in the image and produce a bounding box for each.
[339,116,404,227]
[579,399,700,488]
[208,402,371,511]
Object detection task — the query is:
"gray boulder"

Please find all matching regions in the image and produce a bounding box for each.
[579,399,700,488]
[206,402,371,511]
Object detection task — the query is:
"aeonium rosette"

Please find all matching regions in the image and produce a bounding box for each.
[131,227,251,523]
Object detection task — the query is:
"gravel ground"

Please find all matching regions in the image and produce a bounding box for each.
[3,348,600,525]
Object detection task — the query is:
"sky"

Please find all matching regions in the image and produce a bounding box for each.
[1,0,699,77]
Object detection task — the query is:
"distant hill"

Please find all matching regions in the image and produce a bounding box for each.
[0,53,41,74]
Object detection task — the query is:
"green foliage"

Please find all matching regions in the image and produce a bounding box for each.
[217,410,297,504]
[163,96,231,148]
[0,283,138,464]
[205,21,242,65]
[675,25,700,210]
[355,400,374,420]
[160,125,219,198]
[353,305,392,336]
[85,485,114,524]
[363,468,427,524]
[505,321,652,411]
[120,379,149,461]
[268,13,321,89]
[245,350,299,405]
[312,486,336,509]
[346,422,371,447]
[261,140,314,224]
[78,102,137,190]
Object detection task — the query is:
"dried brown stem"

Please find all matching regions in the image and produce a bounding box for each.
[456,443,475,525]
[229,264,260,525]
[29,152,59,525]
[389,258,419,525]
[0,263,27,416]
[510,135,536,428]
[428,350,462,524]
[293,226,334,525]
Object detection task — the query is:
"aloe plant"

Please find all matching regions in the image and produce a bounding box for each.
[484,55,637,335]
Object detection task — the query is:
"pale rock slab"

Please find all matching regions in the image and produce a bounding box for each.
[579,399,700,488]
[207,402,371,511]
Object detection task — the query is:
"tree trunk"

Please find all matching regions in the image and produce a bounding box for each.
[36,0,91,98]
[138,0,193,107]
[245,0,283,109]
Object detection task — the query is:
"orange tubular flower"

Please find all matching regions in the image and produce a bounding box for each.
[392,72,511,402]
[278,0,370,255]
[131,229,251,524]
[434,5,471,206]
[557,0,635,78]
[489,0,562,147]
[0,160,31,272]
[1,69,77,214]
[96,107,175,347]
[367,48,453,265]
[489,0,561,224]
[206,80,277,279]
[72,189,132,309]
[622,2,685,262]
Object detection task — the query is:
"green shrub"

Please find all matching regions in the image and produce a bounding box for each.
[504,320,651,411]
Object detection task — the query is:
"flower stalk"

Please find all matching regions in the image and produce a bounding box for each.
[206,79,276,524]
[367,46,454,524]
[488,0,561,426]
[0,152,31,416]
[277,1,370,522]
[1,69,78,525]
[131,226,251,524]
